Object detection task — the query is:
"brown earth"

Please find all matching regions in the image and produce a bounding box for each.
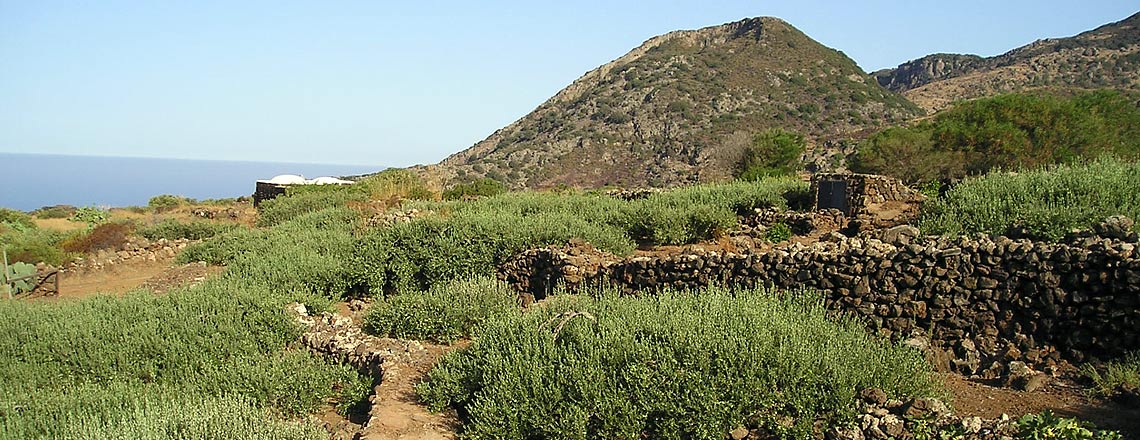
[358,342,460,440]
[945,374,1139,437]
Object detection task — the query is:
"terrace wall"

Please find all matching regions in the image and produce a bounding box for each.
[500,220,1140,376]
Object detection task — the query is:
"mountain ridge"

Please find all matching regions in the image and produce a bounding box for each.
[875,11,1140,111]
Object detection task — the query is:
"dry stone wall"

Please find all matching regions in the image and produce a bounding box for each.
[499,221,1140,376]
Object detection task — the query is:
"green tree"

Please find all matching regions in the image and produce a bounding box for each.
[736,128,805,180]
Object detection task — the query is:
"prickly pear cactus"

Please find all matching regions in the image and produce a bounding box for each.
[5,262,36,295]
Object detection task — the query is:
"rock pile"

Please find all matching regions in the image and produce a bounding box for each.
[822,390,1016,440]
[365,208,427,228]
[63,238,194,274]
[287,303,428,378]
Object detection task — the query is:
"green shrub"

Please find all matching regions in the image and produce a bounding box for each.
[139,219,239,241]
[0,208,35,228]
[363,277,519,343]
[353,210,634,294]
[354,168,436,203]
[355,179,808,294]
[30,205,77,219]
[257,188,366,227]
[1017,410,1122,440]
[0,280,368,418]
[919,157,1140,239]
[443,178,507,200]
[70,206,110,226]
[182,208,361,299]
[148,194,190,212]
[853,91,1140,184]
[736,128,806,180]
[0,222,70,265]
[1081,352,1140,398]
[419,284,938,439]
[0,383,326,440]
[765,222,792,243]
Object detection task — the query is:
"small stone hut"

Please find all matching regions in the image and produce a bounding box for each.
[810,173,924,219]
[253,175,354,207]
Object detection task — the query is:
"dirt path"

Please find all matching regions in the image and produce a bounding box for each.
[27,260,222,300]
[359,343,460,440]
[945,374,1140,436]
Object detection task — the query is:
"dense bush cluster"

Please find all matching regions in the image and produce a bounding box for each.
[442,178,507,200]
[735,128,806,180]
[919,157,1140,239]
[852,91,1140,184]
[353,179,807,294]
[414,281,937,439]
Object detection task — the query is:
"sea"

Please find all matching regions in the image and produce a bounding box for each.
[1,153,386,211]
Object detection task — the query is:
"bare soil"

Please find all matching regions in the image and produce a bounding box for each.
[945,374,1140,436]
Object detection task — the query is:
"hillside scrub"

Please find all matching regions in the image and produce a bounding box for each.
[181,208,362,299]
[1,383,326,440]
[919,157,1140,239]
[418,283,938,439]
[852,91,1140,184]
[0,221,71,265]
[257,169,436,228]
[355,178,807,294]
[363,277,519,343]
[1082,351,1140,399]
[0,280,369,437]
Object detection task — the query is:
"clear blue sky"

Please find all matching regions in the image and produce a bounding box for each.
[2,1,1136,167]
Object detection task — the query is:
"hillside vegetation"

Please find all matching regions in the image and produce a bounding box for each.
[851,90,1140,184]
[919,157,1140,239]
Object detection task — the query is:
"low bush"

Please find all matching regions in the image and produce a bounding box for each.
[70,206,110,225]
[0,208,35,228]
[30,205,77,219]
[354,210,634,294]
[919,157,1140,239]
[852,91,1140,184]
[1,383,326,440]
[0,280,368,418]
[257,188,366,227]
[148,194,191,212]
[354,179,808,294]
[1081,352,1140,398]
[418,283,938,439]
[139,219,239,241]
[181,208,361,299]
[0,222,70,265]
[736,128,806,180]
[1017,410,1123,440]
[443,178,507,200]
[61,221,135,254]
[363,277,519,343]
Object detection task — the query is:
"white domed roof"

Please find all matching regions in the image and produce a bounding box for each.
[311,176,354,185]
[266,174,307,185]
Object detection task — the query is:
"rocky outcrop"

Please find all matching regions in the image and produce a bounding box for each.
[876,12,1140,112]
[499,219,1140,378]
[873,54,988,93]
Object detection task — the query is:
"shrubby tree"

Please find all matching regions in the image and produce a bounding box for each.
[852,90,1140,184]
[735,128,805,180]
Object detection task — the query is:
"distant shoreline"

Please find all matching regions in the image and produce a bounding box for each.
[1,153,384,211]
